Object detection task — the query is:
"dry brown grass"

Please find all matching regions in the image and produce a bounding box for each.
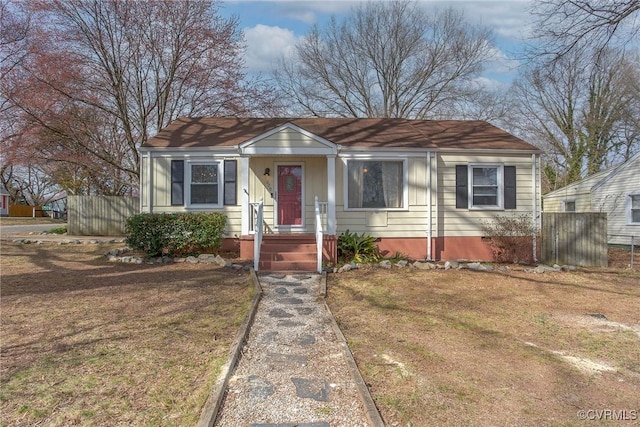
[328,264,640,426]
[0,217,65,226]
[0,242,253,426]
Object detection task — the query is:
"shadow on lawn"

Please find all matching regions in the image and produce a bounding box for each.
[1,243,251,382]
[1,243,246,297]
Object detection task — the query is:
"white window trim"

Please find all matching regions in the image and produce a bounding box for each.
[627,192,640,225]
[468,163,504,210]
[185,160,223,208]
[562,199,576,212]
[343,157,409,211]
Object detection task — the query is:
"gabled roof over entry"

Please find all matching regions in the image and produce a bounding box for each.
[141,117,539,151]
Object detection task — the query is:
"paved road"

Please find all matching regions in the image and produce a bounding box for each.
[0,224,58,235]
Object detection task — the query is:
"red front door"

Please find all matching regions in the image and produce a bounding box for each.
[277,165,302,226]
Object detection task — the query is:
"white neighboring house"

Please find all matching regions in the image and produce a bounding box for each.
[543,152,640,245]
[0,186,9,217]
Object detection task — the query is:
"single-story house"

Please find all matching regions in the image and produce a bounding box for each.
[543,152,640,246]
[0,186,9,217]
[140,117,541,269]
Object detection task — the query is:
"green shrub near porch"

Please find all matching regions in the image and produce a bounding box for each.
[125,212,226,257]
[338,229,381,264]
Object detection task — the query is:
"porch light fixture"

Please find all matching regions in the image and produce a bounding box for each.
[263,168,270,177]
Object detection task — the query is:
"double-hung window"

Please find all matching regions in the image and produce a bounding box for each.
[171,159,237,208]
[629,194,640,224]
[471,166,501,208]
[346,159,406,209]
[190,163,219,205]
[456,164,516,210]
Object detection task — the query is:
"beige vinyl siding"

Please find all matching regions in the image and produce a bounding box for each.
[248,157,327,207]
[543,190,592,212]
[143,154,243,236]
[438,153,538,237]
[542,168,609,212]
[541,196,563,212]
[591,157,640,245]
[250,156,327,233]
[334,157,432,237]
[253,128,330,150]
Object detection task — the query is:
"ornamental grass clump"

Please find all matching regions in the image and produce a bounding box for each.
[338,229,381,264]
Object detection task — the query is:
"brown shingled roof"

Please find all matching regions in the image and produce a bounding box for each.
[142,117,539,151]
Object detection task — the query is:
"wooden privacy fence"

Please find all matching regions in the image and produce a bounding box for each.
[9,205,46,217]
[541,212,607,267]
[68,196,139,236]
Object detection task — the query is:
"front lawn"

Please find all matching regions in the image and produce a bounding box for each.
[328,265,640,426]
[0,242,253,426]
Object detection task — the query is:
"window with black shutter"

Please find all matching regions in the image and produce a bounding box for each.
[504,166,516,209]
[171,160,184,206]
[224,160,237,205]
[457,164,516,210]
[456,165,468,209]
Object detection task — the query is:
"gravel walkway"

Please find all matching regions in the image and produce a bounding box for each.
[215,273,375,426]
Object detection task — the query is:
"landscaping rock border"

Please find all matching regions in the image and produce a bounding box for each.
[12,238,125,245]
[104,247,251,270]
[332,260,577,274]
[11,236,577,275]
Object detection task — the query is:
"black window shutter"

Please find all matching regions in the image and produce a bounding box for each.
[504,166,516,209]
[456,165,468,209]
[224,160,237,205]
[171,160,184,206]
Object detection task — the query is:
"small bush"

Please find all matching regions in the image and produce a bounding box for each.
[48,225,67,234]
[481,214,537,263]
[125,212,227,257]
[338,230,381,263]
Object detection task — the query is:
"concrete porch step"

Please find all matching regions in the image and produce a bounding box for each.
[258,234,317,272]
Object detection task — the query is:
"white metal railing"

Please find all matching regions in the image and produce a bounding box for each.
[249,202,261,234]
[314,196,325,273]
[253,198,264,271]
[317,201,328,229]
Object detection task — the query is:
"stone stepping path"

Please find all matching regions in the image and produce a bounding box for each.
[215,273,370,426]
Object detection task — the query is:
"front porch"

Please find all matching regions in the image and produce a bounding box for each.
[237,127,339,271]
[240,195,337,272]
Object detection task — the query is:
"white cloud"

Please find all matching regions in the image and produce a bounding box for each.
[486,45,520,74]
[274,1,362,24]
[452,1,533,41]
[415,1,533,43]
[243,24,299,74]
[285,10,317,24]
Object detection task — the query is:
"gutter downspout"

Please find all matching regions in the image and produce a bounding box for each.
[434,152,439,261]
[426,151,432,261]
[139,150,143,213]
[532,153,538,263]
[147,151,152,213]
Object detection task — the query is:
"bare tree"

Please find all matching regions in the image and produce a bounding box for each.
[275,1,495,119]
[531,0,640,60]
[510,48,639,189]
[0,0,29,82]
[2,0,283,197]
